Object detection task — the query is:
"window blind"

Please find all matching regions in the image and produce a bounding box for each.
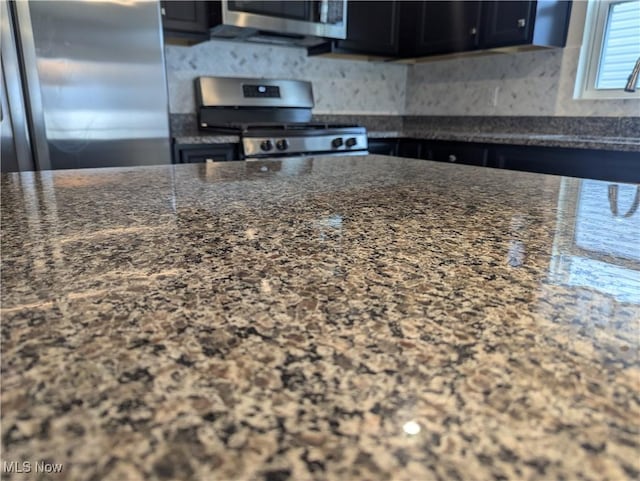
[596,0,640,89]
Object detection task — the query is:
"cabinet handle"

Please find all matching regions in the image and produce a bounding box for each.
[161,7,166,16]
[448,154,457,162]
[469,27,477,35]
[517,18,526,28]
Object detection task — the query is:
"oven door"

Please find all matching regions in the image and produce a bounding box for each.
[222,0,347,39]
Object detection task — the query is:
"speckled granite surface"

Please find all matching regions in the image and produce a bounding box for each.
[402,116,640,152]
[171,114,640,152]
[2,156,638,481]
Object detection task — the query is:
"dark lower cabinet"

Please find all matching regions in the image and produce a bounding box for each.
[368,139,398,156]
[489,145,640,183]
[424,140,489,167]
[397,139,423,159]
[386,138,638,183]
[174,144,240,164]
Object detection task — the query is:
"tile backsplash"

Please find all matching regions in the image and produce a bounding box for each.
[164,40,408,115]
[405,46,638,117]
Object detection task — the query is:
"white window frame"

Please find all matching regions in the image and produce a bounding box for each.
[574,0,640,100]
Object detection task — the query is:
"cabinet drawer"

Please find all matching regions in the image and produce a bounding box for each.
[425,141,489,166]
[174,144,240,164]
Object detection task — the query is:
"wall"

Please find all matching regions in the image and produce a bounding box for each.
[405,2,639,117]
[165,40,408,115]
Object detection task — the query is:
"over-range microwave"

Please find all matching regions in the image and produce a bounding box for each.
[212,0,347,45]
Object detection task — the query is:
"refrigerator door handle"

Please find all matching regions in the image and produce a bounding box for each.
[12,0,51,170]
[1,0,35,171]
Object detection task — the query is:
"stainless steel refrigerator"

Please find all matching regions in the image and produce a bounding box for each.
[1,0,171,172]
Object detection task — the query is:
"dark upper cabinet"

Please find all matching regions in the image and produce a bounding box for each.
[480,1,571,49]
[336,1,401,56]
[402,1,482,57]
[309,1,571,59]
[480,1,536,48]
[161,1,214,43]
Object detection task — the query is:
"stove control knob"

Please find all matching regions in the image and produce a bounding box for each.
[260,140,273,151]
[345,137,357,148]
[276,139,289,151]
[332,137,344,148]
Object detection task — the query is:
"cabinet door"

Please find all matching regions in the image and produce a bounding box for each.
[161,1,210,35]
[335,1,401,56]
[175,144,239,163]
[368,139,398,156]
[490,145,640,183]
[397,139,422,159]
[426,141,489,167]
[480,1,535,48]
[403,1,482,56]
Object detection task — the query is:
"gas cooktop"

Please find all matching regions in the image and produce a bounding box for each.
[195,76,368,159]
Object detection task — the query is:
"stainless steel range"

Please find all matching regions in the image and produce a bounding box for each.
[195,76,368,160]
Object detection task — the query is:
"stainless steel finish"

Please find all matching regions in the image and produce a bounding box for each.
[196,76,367,161]
[1,0,34,172]
[197,77,314,108]
[9,0,171,171]
[12,0,51,170]
[221,0,347,40]
[320,0,329,23]
[246,150,367,161]
[624,57,640,93]
[243,132,368,158]
[1,62,17,171]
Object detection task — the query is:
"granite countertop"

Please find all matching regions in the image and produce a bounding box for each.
[175,132,640,152]
[398,130,640,152]
[174,134,241,145]
[2,156,639,481]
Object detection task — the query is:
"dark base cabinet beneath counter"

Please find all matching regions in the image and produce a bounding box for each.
[367,139,399,156]
[368,138,639,183]
[489,145,639,183]
[174,144,240,164]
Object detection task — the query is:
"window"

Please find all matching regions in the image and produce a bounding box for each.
[575,0,640,99]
